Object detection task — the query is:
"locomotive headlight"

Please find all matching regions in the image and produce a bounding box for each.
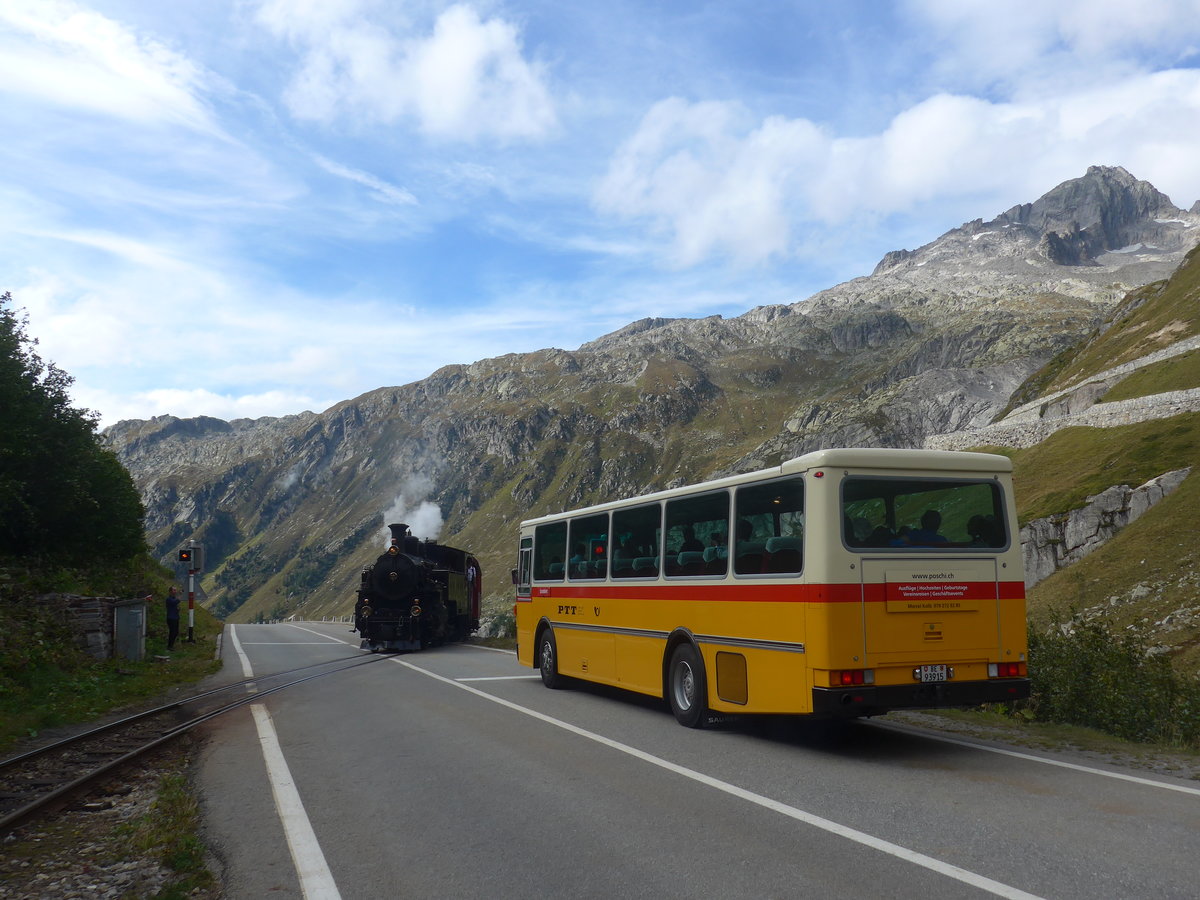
[410,605,422,617]
[360,605,372,617]
[388,571,399,581]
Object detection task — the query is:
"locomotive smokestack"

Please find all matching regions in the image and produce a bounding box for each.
[388,523,410,543]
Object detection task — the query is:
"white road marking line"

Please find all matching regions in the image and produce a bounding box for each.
[870,720,1200,797]
[456,675,543,682]
[285,624,350,642]
[388,657,1044,900]
[464,643,518,654]
[241,642,351,645]
[228,625,254,680]
[251,705,342,900]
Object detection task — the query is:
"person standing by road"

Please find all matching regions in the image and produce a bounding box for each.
[165,586,181,651]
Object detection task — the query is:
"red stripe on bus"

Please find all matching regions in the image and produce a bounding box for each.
[528,581,1026,603]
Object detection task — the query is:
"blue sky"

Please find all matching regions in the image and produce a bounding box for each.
[3,0,1200,426]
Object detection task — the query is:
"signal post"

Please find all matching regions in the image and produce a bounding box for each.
[177,543,204,643]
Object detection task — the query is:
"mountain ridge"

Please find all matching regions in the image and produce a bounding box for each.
[104,166,1200,626]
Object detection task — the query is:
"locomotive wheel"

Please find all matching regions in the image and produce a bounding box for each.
[667,643,708,728]
[539,628,564,689]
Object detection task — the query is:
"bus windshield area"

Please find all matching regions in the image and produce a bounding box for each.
[842,476,1007,550]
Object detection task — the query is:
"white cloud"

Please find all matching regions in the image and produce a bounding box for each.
[312,154,417,205]
[909,0,1200,92]
[82,387,322,426]
[596,66,1200,266]
[0,0,224,136]
[594,98,827,266]
[258,1,556,141]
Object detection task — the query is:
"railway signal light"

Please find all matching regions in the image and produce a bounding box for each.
[178,548,193,563]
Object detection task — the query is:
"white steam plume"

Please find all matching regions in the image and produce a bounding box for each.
[381,474,444,544]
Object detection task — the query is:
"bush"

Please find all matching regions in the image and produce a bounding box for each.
[1027,611,1200,748]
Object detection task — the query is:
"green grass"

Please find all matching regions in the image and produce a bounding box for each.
[1101,349,1200,402]
[0,579,224,753]
[996,412,1200,523]
[116,763,218,897]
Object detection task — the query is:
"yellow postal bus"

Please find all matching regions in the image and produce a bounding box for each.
[514,448,1029,727]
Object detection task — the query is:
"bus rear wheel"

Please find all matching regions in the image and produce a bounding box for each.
[539,629,564,689]
[668,643,707,728]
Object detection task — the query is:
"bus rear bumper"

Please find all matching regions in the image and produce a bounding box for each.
[811,678,1030,717]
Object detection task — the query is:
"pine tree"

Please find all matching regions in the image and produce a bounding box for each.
[0,291,146,561]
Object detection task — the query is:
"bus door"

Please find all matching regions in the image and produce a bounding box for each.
[859,558,1000,661]
[515,537,533,665]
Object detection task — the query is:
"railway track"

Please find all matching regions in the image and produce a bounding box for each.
[0,654,386,835]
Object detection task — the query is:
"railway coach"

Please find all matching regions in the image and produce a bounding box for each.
[514,448,1029,727]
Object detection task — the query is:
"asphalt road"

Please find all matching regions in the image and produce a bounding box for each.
[196,623,1200,899]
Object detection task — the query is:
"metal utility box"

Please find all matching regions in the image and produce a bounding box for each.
[113,597,147,662]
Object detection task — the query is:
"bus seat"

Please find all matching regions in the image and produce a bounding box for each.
[705,552,728,575]
[734,541,765,574]
[633,557,658,577]
[764,535,803,573]
[548,562,564,577]
[676,551,706,575]
[763,542,801,571]
[766,536,801,552]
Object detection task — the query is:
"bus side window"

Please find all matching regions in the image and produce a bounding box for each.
[533,521,567,581]
[612,502,662,579]
[664,490,729,577]
[568,512,608,580]
[734,477,804,575]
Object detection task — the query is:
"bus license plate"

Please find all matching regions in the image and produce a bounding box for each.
[918,665,947,683]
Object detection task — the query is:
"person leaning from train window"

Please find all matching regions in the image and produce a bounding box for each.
[165,586,181,651]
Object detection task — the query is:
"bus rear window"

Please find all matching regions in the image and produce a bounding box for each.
[842,477,1007,550]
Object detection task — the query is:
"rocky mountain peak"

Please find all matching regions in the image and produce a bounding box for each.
[872,165,1199,276]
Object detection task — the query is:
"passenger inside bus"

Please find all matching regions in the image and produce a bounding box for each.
[902,509,948,546]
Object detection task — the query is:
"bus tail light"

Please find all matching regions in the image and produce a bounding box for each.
[832,669,875,686]
[989,662,1026,678]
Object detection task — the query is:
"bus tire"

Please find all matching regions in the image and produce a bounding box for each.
[668,643,707,728]
[539,628,564,689]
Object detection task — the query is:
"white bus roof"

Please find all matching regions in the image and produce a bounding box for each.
[520,447,1011,527]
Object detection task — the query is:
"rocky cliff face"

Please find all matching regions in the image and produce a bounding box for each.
[104,166,1200,621]
[1021,469,1192,588]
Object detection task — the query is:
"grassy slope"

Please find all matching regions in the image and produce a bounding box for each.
[985,245,1200,674]
[1025,466,1200,672]
[1100,348,1200,402]
[1050,243,1200,393]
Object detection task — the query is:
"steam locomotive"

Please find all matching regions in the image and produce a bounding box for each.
[354,523,482,652]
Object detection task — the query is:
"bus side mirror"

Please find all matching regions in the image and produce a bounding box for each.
[511,568,519,585]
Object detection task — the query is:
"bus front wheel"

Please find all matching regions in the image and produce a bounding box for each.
[668,643,707,728]
[539,629,564,689]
